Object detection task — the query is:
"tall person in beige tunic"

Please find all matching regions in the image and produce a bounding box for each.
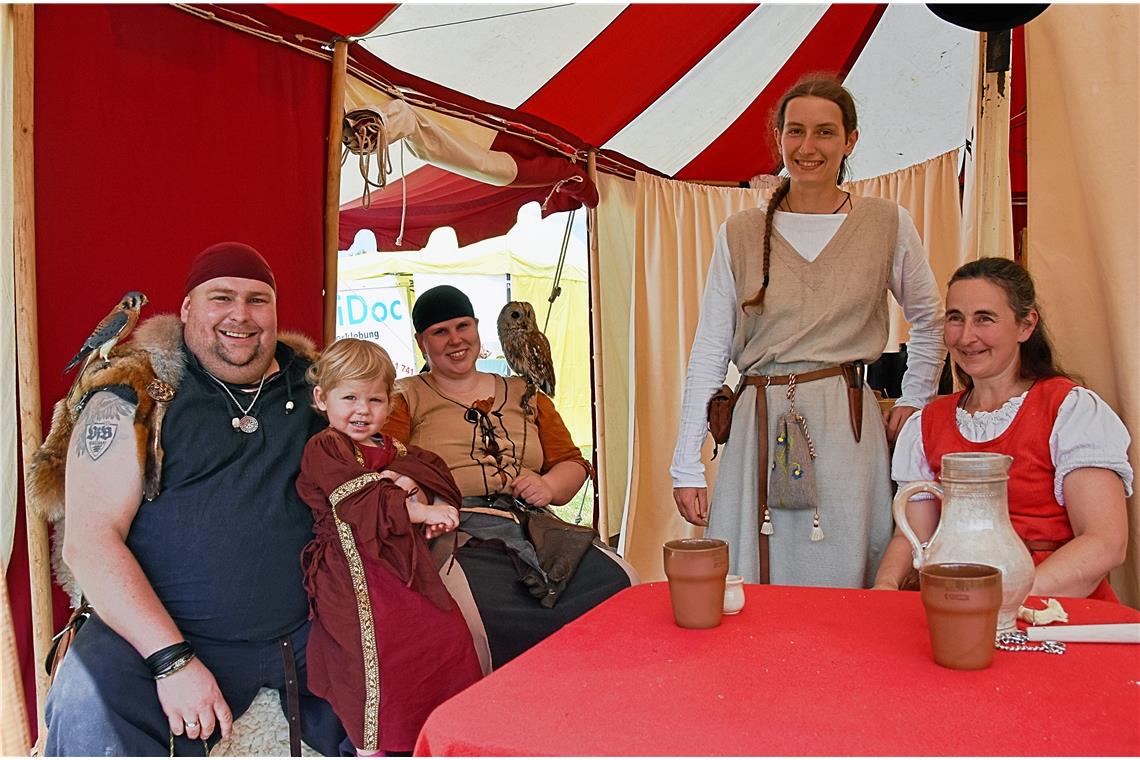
[671,78,945,587]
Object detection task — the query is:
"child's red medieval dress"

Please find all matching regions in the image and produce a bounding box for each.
[297,427,481,752]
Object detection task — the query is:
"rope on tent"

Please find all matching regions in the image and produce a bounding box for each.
[395,142,408,246]
[543,209,575,334]
[174,5,333,62]
[177,5,645,183]
[338,59,644,182]
[541,175,584,211]
[356,4,575,42]
[341,63,642,180]
[341,108,392,209]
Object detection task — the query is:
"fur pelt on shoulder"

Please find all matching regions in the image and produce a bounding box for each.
[29,314,318,523]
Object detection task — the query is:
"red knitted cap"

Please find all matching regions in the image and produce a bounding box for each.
[184,242,276,296]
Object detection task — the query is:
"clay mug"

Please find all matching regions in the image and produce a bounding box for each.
[723,574,745,615]
[920,563,1002,670]
[663,538,729,628]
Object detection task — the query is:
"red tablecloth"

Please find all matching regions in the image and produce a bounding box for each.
[415,582,1140,756]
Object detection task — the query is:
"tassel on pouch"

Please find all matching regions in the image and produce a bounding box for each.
[810,510,824,542]
[760,507,774,536]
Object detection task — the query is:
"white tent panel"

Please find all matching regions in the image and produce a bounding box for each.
[603,4,828,175]
[360,4,626,109]
[843,4,974,180]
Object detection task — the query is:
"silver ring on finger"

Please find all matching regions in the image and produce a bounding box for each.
[185,720,199,730]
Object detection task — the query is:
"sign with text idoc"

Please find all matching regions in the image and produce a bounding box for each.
[335,285,417,377]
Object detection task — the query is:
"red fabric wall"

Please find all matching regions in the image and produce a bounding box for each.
[9,4,330,737]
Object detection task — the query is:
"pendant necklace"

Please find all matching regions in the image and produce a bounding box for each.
[206,371,268,433]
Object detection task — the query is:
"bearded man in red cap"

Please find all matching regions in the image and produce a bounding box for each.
[44,243,347,756]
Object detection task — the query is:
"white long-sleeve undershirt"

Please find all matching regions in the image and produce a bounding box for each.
[670,205,945,488]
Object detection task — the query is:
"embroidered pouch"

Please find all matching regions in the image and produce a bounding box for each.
[768,410,818,511]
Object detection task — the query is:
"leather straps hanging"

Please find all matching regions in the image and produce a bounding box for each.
[279,637,302,756]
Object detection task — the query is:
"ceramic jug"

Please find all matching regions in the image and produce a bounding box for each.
[893,452,1034,633]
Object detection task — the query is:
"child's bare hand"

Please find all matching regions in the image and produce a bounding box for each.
[421,504,459,539]
[422,522,454,540]
[426,503,460,531]
[406,500,459,538]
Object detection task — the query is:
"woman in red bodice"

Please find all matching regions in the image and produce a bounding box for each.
[874,258,1131,601]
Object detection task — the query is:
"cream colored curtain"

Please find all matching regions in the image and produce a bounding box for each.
[595,173,637,540]
[1026,5,1139,607]
[846,149,964,347]
[617,174,766,579]
[601,153,961,581]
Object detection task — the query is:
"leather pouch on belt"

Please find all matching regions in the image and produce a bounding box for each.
[706,384,737,446]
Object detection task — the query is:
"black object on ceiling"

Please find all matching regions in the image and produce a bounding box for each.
[927,5,1050,32]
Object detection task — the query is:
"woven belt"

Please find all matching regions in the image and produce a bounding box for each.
[739,362,866,584]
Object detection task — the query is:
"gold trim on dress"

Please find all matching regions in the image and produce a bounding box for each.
[330,503,381,751]
[329,472,382,507]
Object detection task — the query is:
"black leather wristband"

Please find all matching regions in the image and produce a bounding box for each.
[145,641,195,678]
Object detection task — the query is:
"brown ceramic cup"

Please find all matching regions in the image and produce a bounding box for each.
[919,563,1003,670]
[663,538,729,629]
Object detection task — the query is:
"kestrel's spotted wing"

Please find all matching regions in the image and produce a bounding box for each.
[64,291,148,374]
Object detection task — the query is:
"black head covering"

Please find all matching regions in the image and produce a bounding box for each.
[412,285,476,333]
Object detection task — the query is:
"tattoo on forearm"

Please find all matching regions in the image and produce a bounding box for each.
[75,393,136,460]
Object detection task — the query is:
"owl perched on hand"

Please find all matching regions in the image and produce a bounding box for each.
[497,301,555,413]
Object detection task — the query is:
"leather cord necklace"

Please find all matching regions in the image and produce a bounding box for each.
[417,374,525,485]
[205,370,267,433]
[782,190,851,214]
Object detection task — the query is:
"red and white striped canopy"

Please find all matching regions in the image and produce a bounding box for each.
[252,4,976,247]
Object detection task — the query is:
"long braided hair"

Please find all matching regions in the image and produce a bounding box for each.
[741,77,859,315]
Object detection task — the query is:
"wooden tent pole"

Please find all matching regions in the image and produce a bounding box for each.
[973,30,1014,260]
[13,4,52,744]
[323,39,349,345]
[585,150,610,542]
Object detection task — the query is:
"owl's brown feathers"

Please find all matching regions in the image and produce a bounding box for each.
[497,301,555,400]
